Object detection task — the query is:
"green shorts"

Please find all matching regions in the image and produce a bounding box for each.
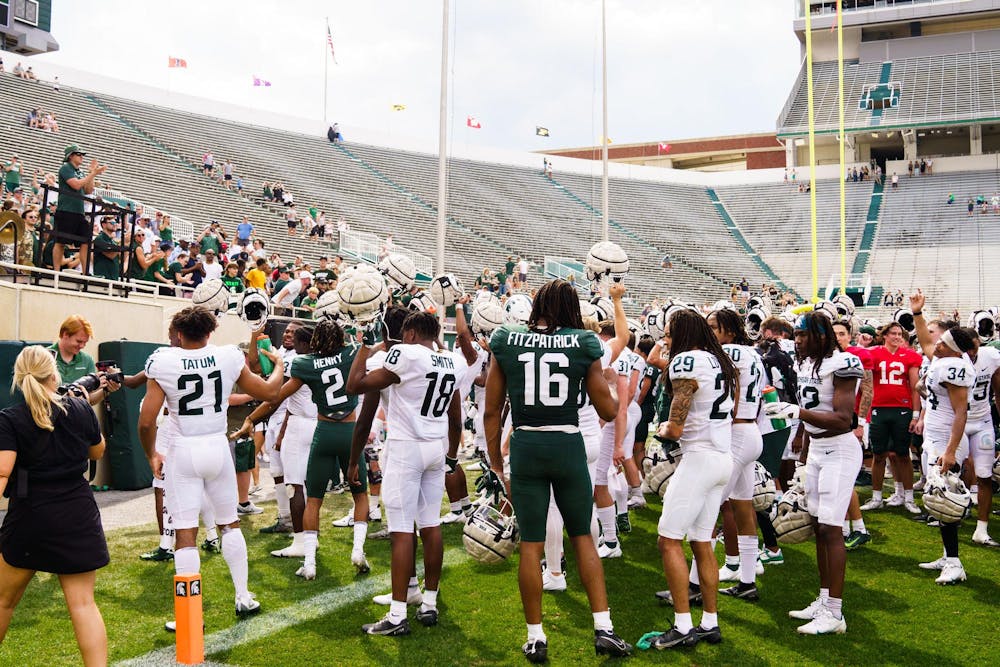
[509,430,592,542]
[869,407,913,456]
[306,421,366,499]
[233,438,256,473]
[758,428,790,479]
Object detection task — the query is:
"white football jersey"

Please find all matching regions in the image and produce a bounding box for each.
[383,343,468,441]
[667,349,734,454]
[924,356,975,436]
[723,343,765,420]
[282,349,318,419]
[458,341,490,402]
[270,346,297,422]
[966,346,1000,421]
[795,351,864,435]
[580,339,613,434]
[629,352,647,405]
[145,344,245,437]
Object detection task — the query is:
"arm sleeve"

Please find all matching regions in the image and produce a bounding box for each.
[0,412,18,453]
[77,398,102,446]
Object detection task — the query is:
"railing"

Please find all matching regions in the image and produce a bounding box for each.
[0,261,196,300]
[394,243,433,278]
[338,229,380,265]
[89,187,195,241]
[825,271,870,303]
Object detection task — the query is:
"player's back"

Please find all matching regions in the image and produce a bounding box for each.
[723,343,764,420]
[383,343,468,441]
[667,349,734,453]
[292,345,360,419]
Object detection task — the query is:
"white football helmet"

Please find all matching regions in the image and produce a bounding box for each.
[314,290,345,324]
[407,291,437,314]
[590,296,614,322]
[813,300,838,322]
[336,264,390,324]
[641,441,665,477]
[579,299,598,320]
[833,294,855,320]
[993,456,1000,485]
[192,278,230,315]
[712,300,738,313]
[663,301,691,329]
[747,295,771,313]
[923,468,972,523]
[462,500,519,564]
[968,310,996,342]
[377,253,417,292]
[471,298,505,338]
[773,482,813,544]
[585,241,629,286]
[645,447,682,497]
[779,308,798,324]
[643,309,667,341]
[430,273,464,308]
[626,318,644,338]
[893,308,915,335]
[236,288,271,330]
[504,293,532,325]
[751,462,776,512]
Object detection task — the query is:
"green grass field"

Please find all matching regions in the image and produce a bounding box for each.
[6,484,1000,667]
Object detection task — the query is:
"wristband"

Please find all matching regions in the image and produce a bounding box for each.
[858,417,867,426]
[912,411,921,420]
[912,310,922,317]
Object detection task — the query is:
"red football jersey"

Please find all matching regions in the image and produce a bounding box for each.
[846,345,873,414]
[869,346,922,408]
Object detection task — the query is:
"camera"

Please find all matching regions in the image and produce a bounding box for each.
[57,373,101,397]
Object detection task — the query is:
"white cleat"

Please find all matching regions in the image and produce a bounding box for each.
[918,555,947,571]
[296,563,316,580]
[789,596,824,620]
[271,544,306,558]
[904,501,922,515]
[439,511,465,524]
[972,533,1000,547]
[542,569,567,592]
[796,607,846,635]
[331,513,355,528]
[597,541,622,558]
[351,551,371,575]
[373,589,423,606]
[235,593,261,619]
[755,559,765,576]
[885,494,904,507]
[718,565,740,582]
[368,507,382,522]
[627,495,646,509]
[860,498,884,511]
[935,561,967,585]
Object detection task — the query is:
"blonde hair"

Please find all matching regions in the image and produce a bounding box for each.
[58,314,94,339]
[582,316,601,333]
[12,346,65,431]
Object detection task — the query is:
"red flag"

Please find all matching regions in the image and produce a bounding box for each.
[466,116,482,129]
[658,142,671,153]
[253,76,272,87]
[168,57,187,68]
[326,22,339,65]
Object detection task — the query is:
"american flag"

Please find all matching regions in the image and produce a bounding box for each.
[326,23,338,65]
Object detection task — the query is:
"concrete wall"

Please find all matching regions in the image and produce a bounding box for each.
[859,28,1000,61]
[886,152,1000,174]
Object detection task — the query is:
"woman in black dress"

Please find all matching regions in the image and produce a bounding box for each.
[0,345,108,666]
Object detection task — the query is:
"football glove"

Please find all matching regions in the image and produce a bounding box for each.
[362,322,383,346]
[764,401,800,421]
[475,461,506,503]
[445,455,458,474]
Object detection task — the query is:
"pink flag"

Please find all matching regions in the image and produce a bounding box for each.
[253,76,272,87]
[168,57,187,68]
[466,116,482,129]
[658,142,671,153]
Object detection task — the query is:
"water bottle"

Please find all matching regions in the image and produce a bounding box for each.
[257,335,274,376]
[762,386,787,430]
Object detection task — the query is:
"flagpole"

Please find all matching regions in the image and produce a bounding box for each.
[324,17,329,122]
[600,0,609,243]
[436,0,450,275]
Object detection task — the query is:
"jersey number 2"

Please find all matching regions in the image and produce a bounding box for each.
[177,371,222,416]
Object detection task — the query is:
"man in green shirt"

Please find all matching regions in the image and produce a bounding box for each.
[505,256,517,280]
[271,266,290,298]
[92,217,122,281]
[3,154,22,194]
[48,315,121,404]
[55,145,105,274]
[197,222,223,256]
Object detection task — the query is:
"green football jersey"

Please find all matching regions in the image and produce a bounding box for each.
[290,345,360,419]
[490,325,602,428]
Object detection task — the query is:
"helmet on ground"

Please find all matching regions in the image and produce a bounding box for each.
[463,500,519,564]
[751,462,776,512]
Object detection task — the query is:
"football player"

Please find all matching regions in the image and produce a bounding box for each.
[909,312,976,583]
[651,309,736,649]
[765,312,864,635]
[630,335,660,507]
[485,278,631,663]
[347,311,467,636]
[138,307,283,622]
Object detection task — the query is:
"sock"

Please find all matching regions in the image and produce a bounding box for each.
[459,495,471,511]
[205,526,218,542]
[527,623,546,641]
[757,511,779,550]
[545,507,564,574]
[854,517,867,533]
[290,531,303,548]
[449,500,464,513]
[724,554,739,569]
[842,520,851,537]
[590,507,601,545]
[628,485,642,499]
[894,482,903,497]
[940,521,960,558]
[408,576,419,590]
[613,482,628,516]
[275,482,290,522]
[597,505,617,545]
[826,596,843,619]
[221,529,250,599]
[371,494,381,510]
[872,490,883,502]
[904,489,914,503]
[976,520,989,535]
[388,599,407,623]
[689,556,701,586]
[303,530,318,568]
[738,535,758,584]
[700,611,718,629]
[174,546,200,574]
[159,520,174,551]
[819,587,830,603]
[674,611,693,633]
[352,522,367,553]
[592,610,613,632]
[422,589,438,608]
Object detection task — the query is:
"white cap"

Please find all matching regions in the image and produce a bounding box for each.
[299,271,313,280]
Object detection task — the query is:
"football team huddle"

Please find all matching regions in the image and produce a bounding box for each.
[135,241,999,662]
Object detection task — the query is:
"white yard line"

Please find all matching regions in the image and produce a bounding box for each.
[114,548,467,667]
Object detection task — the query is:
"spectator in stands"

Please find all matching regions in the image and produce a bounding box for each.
[222,160,234,189]
[308,216,325,241]
[24,66,36,81]
[179,243,204,288]
[127,229,155,280]
[202,248,223,281]
[262,181,273,201]
[54,145,105,275]
[144,243,175,294]
[168,252,194,289]
[919,158,926,175]
[222,262,245,293]
[982,199,990,215]
[661,254,673,269]
[0,57,4,72]
[285,204,298,236]
[26,108,39,129]
[7,187,26,214]
[271,271,311,312]
[379,234,394,260]
[92,217,122,281]
[882,291,893,307]
[236,216,254,245]
[159,215,173,245]
[517,256,530,286]
[197,221,223,255]
[251,238,266,260]
[152,210,164,232]
[992,193,1000,214]
[907,161,914,178]
[53,76,59,92]
[246,258,269,291]
[271,266,291,296]
[202,151,215,176]
[968,198,975,216]
[168,239,188,265]
[332,122,343,143]
[41,112,59,133]
[272,182,284,203]
[12,61,25,78]
[313,256,334,283]
[235,176,243,195]
[333,216,345,241]
[947,193,955,205]
[891,172,899,190]
[301,288,319,316]
[3,154,22,195]
[926,158,933,175]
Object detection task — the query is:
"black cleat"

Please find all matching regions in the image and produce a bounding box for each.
[259,520,293,534]
[594,629,632,657]
[720,583,760,602]
[522,638,548,663]
[655,584,703,607]
[362,616,411,636]
[694,625,723,644]
[651,626,699,650]
[416,607,439,627]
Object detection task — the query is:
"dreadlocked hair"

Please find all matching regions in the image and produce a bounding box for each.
[294,326,314,346]
[797,312,838,378]
[710,308,752,346]
[381,306,410,344]
[528,279,583,334]
[171,306,219,342]
[403,311,440,341]
[311,320,346,356]
[669,309,738,401]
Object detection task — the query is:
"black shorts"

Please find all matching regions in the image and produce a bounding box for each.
[224,174,232,181]
[869,407,913,456]
[52,210,90,244]
[287,221,297,229]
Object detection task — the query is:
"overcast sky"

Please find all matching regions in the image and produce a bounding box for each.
[35,0,802,151]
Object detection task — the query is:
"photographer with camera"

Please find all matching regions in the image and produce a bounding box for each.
[0,346,109,665]
[48,315,122,406]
